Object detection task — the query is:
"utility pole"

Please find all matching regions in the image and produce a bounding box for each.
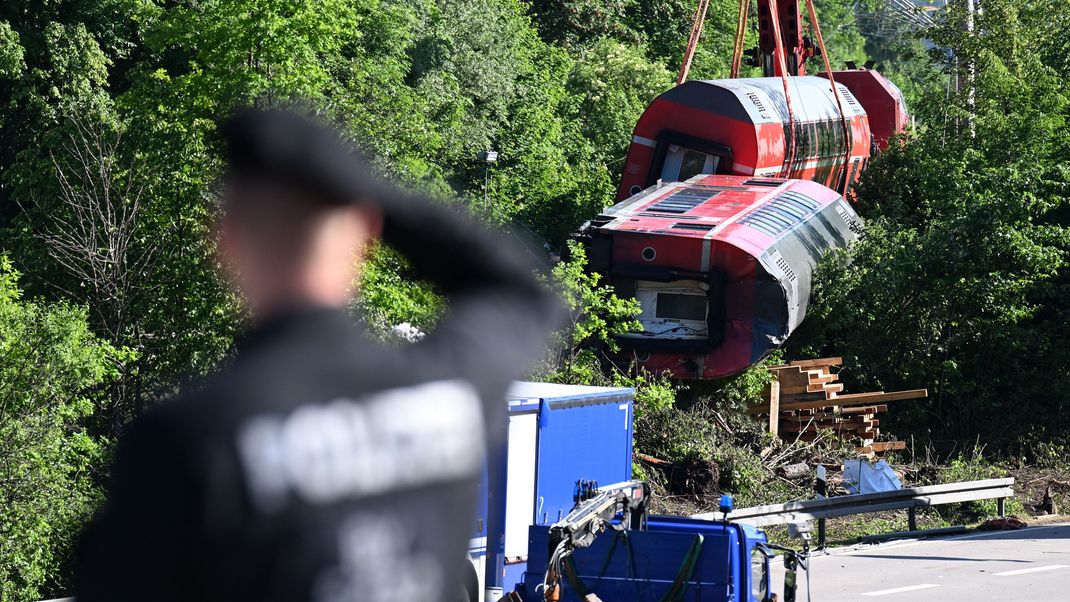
[956,0,977,138]
[478,149,498,215]
[965,0,976,138]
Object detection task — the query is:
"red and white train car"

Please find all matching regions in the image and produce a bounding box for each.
[582,68,908,379]
[617,71,908,202]
[581,174,863,380]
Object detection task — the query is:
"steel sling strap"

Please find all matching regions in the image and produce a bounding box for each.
[805,0,853,193]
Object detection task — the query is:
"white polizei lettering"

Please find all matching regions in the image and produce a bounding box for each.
[331,399,375,495]
[284,404,347,504]
[237,416,288,513]
[237,379,484,512]
[313,511,442,602]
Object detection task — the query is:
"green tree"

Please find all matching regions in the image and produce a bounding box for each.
[0,258,117,602]
[791,0,1070,451]
[566,38,674,163]
[526,0,636,48]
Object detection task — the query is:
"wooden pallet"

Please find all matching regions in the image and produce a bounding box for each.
[749,357,926,456]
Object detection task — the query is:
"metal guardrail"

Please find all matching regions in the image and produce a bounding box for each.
[692,477,1015,546]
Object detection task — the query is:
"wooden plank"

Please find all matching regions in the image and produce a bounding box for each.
[777,384,812,395]
[780,393,837,405]
[769,357,842,370]
[779,422,832,433]
[767,377,780,436]
[776,374,820,387]
[778,390,927,412]
[841,405,888,414]
[778,382,843,395]
[868,441,907,452]
[781,414,871,426]
[832,389,928,403]
[787,356,842,369]
[791,357,842,368]
[835,419,874,428]
[780,420,873,434]
[780,412,840,422]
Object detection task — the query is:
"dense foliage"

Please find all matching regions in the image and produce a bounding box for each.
[0,259,116,601]
[1,0,1067,598]
[790,0,1070,455]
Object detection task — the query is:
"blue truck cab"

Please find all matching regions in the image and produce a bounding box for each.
[518,515,772,602]
[469,382,782,602]
[470,382,635,601]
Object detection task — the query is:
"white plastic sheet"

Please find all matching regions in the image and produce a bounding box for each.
[842,459,902,495]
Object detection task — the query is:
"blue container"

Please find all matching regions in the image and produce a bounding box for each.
[469,382,634,599]
[519,516,770,602]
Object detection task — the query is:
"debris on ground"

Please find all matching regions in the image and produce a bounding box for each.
[977,516,1028,530]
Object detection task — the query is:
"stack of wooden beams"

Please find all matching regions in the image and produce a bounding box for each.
[748,357,927,455]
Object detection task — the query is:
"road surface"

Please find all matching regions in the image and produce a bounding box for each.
[771,522,1070,601]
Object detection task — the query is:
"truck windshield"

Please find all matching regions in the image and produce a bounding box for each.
[751,547,768,601]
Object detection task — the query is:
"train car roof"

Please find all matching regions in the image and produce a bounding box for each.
[595,175,845,253]
[653,76,867,125]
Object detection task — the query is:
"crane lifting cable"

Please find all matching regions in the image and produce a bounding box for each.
[729,0,750,79]
[804,0,854,191]
[764,0,799,177]
[676,0,711,85]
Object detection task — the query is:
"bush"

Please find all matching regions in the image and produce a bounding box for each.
[0,258,117,602]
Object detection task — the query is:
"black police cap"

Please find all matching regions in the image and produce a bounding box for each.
[221,108,386,207]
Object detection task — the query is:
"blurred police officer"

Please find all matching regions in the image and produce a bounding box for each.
[76,108,562,602]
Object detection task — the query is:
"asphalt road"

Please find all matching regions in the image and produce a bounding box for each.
[770,522,1070,601]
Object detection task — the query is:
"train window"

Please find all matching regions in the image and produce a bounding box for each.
[793,123,807,160]
[631,280,709,340]
[656,293,707,321]
[661,145,720,183]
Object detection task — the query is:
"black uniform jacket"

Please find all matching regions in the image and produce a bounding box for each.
[76,199,562,602]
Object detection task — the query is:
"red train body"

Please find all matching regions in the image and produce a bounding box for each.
[582,175,863,379]
[817,69,909,150]
[579,68,908,379]
[617,71,908,202]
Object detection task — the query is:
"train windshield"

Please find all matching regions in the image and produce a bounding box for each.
[661,144,720,183]
[656,293,707,321]
[632,280,709,339]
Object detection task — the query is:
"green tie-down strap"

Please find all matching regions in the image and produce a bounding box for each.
[660,534,705,602]
[561,532,705,602]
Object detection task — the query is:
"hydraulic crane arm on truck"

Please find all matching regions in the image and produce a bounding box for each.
[539,480,650,600]
[518,483,813,602]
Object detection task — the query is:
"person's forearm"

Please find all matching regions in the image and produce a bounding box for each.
[382,194,566,375]
[380,195,545,298]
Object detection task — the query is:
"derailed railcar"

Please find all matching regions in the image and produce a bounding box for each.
[617,76,872,200]
[579,174,862,379]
